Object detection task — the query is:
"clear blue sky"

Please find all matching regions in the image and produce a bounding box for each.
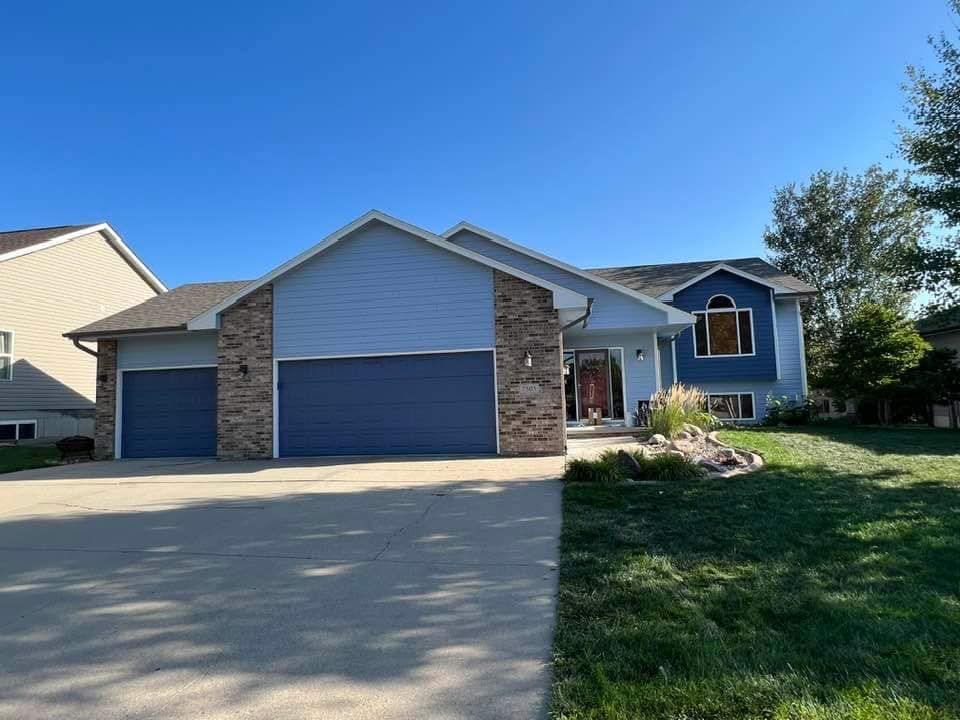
[1,1,954,288]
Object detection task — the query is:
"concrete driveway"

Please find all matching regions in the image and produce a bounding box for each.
[0,454,564,720]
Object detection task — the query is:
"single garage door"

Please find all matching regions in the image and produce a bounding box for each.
[121,367,217,458]
[278,351,497,456]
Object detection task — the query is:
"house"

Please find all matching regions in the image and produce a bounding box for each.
[917,306,960,428]
[0,224,165,441]
[65,211,814,459]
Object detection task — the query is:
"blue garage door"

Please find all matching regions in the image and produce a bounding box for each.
[121,367,217,458]
[279,351,497,456]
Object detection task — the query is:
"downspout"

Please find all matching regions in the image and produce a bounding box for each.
[561,297,594,331]
[71,337,99,359]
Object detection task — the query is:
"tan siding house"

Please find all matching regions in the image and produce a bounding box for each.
[0,224,164,439]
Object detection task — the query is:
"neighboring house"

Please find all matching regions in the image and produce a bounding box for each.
[0,224,165,441]
[917,306,960,428]
[66,210,813,460]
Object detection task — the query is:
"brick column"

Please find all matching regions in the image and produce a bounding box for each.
[94,339,117,459]
[217,285,273,459]
[494,271,566,455]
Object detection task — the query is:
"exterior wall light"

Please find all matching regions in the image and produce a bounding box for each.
[238,363,249,377]
[523,351,533,367]
[636,349,645,361]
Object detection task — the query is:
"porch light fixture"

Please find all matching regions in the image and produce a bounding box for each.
[636,348,645,361]
[523,351,533,367]
[238,363,249,377]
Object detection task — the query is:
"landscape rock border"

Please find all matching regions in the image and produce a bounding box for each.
[704,431,765,477]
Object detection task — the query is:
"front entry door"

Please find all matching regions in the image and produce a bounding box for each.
[576,350,610,420]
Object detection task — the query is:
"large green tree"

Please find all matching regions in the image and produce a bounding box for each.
[899,0,960,306]
[763,166,927,383]
[820,303,930,423]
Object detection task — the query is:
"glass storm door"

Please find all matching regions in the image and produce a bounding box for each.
[576,350,609,419]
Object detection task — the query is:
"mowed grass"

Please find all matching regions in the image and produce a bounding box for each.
[552,426,960,720]
[0,445,60,474]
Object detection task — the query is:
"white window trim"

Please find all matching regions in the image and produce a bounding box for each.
[692,304,756,359]
[0,419,37,440]
[0,330,13,382]
[706,392,756,421]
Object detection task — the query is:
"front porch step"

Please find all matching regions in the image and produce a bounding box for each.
[566,425,650,440]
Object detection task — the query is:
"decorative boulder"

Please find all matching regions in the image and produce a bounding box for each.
[616,450,644,477]
[648,434,667,445]
[719,447,738,464]
[669,439,693,453]
[683,423,705,437]
[669,450,686,457]
[697,457,725,473]
[677,430,692,440]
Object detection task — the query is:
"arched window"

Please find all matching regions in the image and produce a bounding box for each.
[707,294,735,309]
[693,294,755,357]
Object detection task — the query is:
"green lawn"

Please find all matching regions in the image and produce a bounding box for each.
[552,426,960,720]
[0,445,60,474]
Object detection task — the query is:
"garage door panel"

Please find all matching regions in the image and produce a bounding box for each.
[279,352,497,456]
[121,368,217,458]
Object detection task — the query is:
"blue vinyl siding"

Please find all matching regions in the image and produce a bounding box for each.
[117,332,218,370]
[120,367,217,457]
[685,299,807,423]
[448,229,668,329]
[659,338,674,387]
[278,351,496,456]
[564,330,659,425]
[273,221,495,358]
[673,270,778,383]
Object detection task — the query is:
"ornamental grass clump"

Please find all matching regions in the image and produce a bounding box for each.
[649,384,716,439]
[563,449,704,483]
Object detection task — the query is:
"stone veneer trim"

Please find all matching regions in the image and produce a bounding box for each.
[94,339,118,460]
[493,270,566,456]
[217,284,274,459]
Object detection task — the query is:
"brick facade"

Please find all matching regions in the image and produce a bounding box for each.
[217,284,274,459]
[493,271,566,456]
[94,339,118,459]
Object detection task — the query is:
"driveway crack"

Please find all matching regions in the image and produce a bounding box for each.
[372,489,450,561]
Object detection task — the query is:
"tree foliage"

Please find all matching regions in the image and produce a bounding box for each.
[899,0,960,307]
[763,166,926,382]
[820,304,930,411]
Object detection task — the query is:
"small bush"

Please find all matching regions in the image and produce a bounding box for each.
[649,384,718,438]
[627,451,705,481]
[762,395,816,426]
[564,454,626,484]
[565,450,703,483]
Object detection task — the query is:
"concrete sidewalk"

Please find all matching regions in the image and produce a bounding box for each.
[0,454,564,720]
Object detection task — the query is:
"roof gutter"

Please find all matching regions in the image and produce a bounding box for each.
[71,337,99,359]
[561,297,594,331]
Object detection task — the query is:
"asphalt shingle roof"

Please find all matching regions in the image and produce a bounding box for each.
[0,224,98,257]
[66,280,251,338]
[589,257,817,298]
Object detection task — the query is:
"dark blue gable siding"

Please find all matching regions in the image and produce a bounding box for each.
[673,270,778,383]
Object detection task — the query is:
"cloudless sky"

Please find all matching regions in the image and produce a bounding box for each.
[1,1,955,288]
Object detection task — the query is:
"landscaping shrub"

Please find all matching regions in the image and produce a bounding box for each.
[762,395,816,426]
[563,454,626,484]
[649,384,717,438]
[564,450,704,483]
[627,450,705,481]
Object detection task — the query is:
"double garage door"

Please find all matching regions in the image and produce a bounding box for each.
[119,351,497,458]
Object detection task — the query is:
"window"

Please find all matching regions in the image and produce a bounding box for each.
[0,331,12,381]
[0,420,37,441]
[693,295,754,357]
[708,393,755,421]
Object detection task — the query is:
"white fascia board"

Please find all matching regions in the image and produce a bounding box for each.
[657,263,793,302]
[442,221,696,326]
[0,222,167,294]
[187,210,588,330]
